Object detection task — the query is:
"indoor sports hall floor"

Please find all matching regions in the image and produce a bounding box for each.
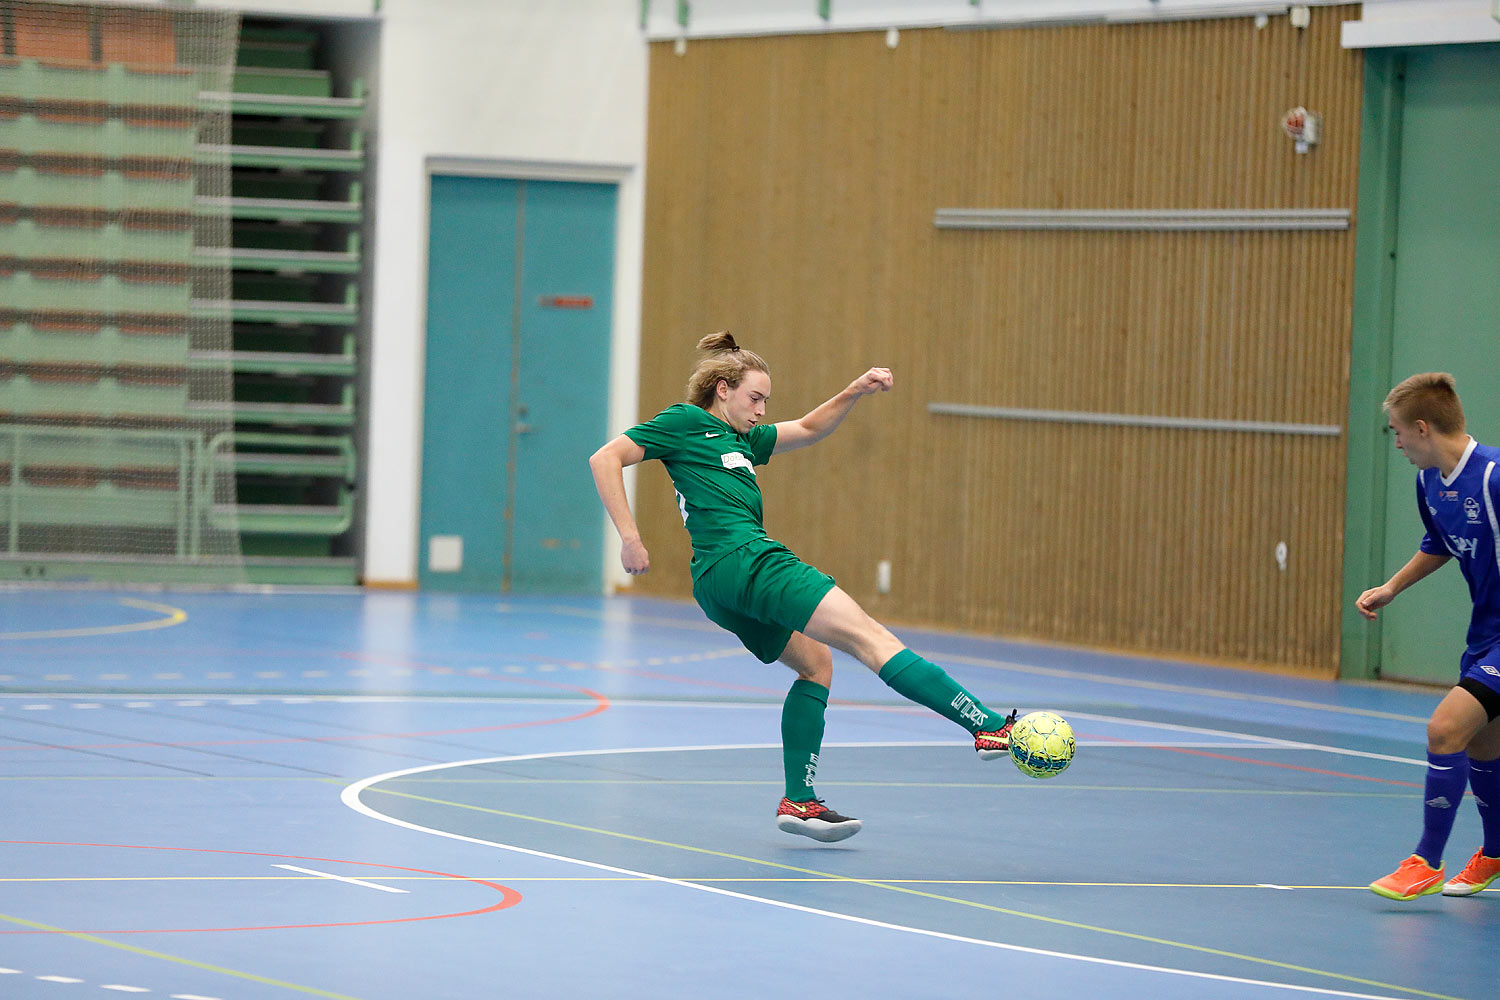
[0,588,1491,1000]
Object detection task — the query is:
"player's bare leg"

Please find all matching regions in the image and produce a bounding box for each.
[799,585,902,670]
[779,629,833,686]
[801,586,1017,758]
[1428,686,1489,753]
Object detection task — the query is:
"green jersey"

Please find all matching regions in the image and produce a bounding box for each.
[625,402,778,578]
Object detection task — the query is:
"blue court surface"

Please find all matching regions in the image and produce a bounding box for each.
[0,588,1491,1000]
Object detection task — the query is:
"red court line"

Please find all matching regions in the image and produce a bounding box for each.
[582,662,930,713]
[1,647,349,656]
[1089,733,1423,788]
[588,661,789,697]
[0,840,521,934]
[561,655,920,708]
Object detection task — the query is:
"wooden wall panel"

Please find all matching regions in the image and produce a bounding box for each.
[636,7,1363,675]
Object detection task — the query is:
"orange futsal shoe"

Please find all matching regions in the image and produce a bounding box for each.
[1369,855,1445,901]
[1443,849,1500,897]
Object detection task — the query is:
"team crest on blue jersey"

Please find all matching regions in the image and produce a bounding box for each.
[1466,497,1482,523]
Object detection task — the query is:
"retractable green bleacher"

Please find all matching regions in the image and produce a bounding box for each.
[196,19,366,580]
[0,3,242,581]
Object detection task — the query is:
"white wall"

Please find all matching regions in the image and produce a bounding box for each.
[197,0,646,589]
[641,0,1351,37]
[198,0,376,17]
[362,0,647,585]
[1342,0,1500,47]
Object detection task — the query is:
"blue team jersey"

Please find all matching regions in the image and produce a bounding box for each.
[1415,438,1500,650]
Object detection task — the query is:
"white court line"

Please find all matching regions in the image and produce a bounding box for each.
[540,604,727,634]
[1061,712,1426,768]
[0,689,1430,769]
[819,740,1373,750]
[940,651,1429,724]
[342,743,1419,1000]
[271,863,407,894]
[537,602,1428,724]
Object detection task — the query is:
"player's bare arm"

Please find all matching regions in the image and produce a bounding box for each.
[589,434,651,574]
[1356,550,1451,620]
[771,366,893,454]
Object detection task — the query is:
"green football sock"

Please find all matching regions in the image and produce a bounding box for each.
[782,678,828,802]
[878,648,1004,735]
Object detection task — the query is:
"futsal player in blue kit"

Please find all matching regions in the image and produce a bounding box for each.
[1360,373,1500,899]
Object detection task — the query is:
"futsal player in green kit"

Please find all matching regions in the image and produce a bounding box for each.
[589,332,1017,842]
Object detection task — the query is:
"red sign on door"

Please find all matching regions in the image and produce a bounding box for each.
[539,295,593,309]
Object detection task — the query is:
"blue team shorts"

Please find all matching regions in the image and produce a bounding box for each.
[1459,639,1500,705]
[692,537,836,664]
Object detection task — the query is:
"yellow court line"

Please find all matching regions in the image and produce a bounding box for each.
[0,775,1411,800]
[0,875,1470,891]
[0,598,188,641]
[369,785,1465,1000]
[381,778,1414,797]
[0,910,362,1000]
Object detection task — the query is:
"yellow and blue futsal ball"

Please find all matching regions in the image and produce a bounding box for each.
[1009,711,1076,779]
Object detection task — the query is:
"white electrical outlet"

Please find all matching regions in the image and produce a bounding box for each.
[876,559,892,594]
[429,535,463,573]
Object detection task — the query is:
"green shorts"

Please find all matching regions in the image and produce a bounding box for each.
[692,537,837,664]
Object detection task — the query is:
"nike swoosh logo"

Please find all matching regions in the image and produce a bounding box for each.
[704,432,723,438]
[1430,765,1455,771]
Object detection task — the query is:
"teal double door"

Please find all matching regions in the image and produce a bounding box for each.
[420,175,616,592]
[1375,47,1500,683]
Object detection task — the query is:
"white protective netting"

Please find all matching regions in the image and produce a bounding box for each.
[0,0,242,577]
